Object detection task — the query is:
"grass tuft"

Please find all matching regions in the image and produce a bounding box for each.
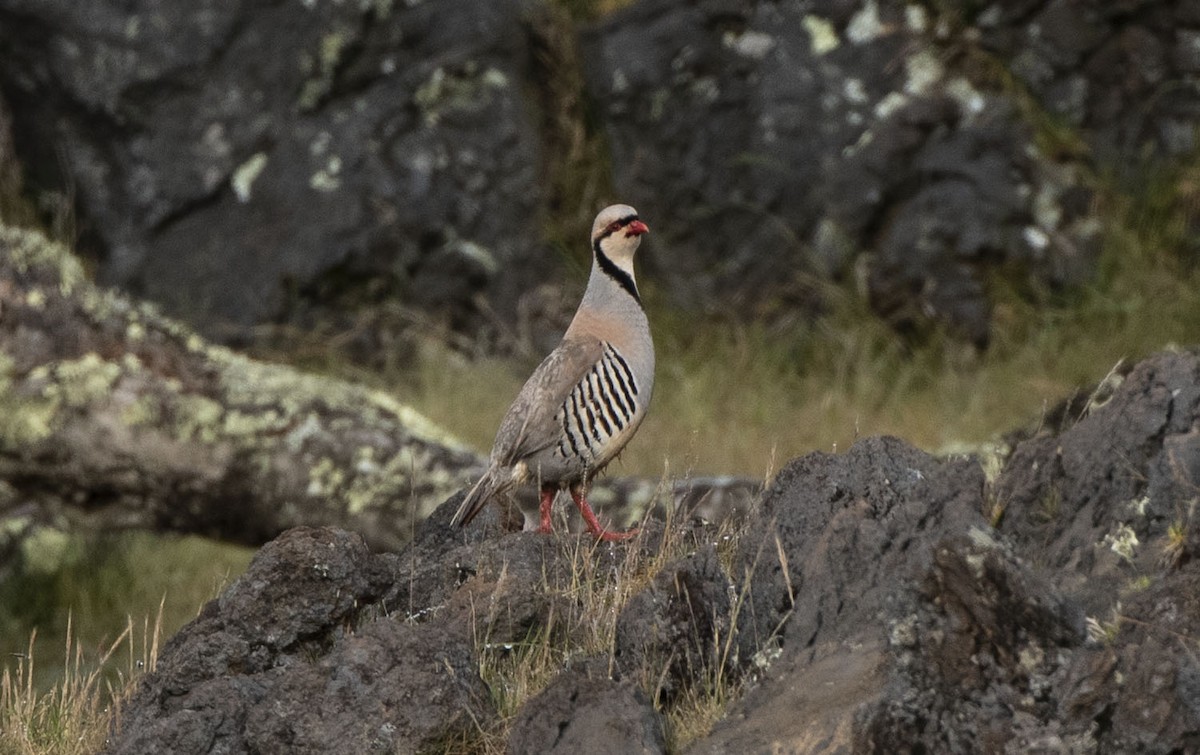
[460,490,751,751]
[0,606,163,755]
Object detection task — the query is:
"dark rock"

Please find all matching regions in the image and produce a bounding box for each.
[995,349,1200,613]
[688,638,886,755]
[979,0,1200,162]
[614,545,733,701]
[106,526,492,754]
[104,349,1200,753]
[581,0,1099,345]
[506,667,666,755]
[858,532,1086,753]
[0,0,550,350]
[736,435,988,656]
[1061,566,1200,752]
[697,435,987,751]
[242,619,485,755]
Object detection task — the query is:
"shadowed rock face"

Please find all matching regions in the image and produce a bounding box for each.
[0,0,547,348]
[3,0,1175,356]
[580,0,1100,346]
[106,351,1200,754]
[980,0,1200,164]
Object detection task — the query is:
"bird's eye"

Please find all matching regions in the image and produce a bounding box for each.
[607,220,623,233]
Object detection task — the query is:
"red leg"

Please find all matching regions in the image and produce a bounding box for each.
[570,487,638,542]
[537,487,555,534]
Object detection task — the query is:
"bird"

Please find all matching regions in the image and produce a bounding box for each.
[451,204,654,541]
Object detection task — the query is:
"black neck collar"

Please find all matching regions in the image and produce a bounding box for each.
[593,239,641,303]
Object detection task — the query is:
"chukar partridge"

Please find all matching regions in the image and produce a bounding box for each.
[451,204,653,541]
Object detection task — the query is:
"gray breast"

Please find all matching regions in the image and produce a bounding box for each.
[555,342,644,469]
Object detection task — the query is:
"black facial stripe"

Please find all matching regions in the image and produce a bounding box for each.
[593,214,641,244]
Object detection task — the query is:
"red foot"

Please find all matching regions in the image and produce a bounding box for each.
[537,487,555,534]
[570,488,638,541]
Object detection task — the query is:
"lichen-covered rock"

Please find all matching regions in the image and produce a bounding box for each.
[581,0,1099,345]
[0,224,483,551]
[0,0,550,350]
[858,531,1087,752]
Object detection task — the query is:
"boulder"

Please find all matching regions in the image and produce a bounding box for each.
[507,667,667,755]
[581,0,1100,345]
[0,0,551,351]
[979,0,1200,163]
[103,350,1200,754]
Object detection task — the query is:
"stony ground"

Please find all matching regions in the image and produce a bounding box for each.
[105,349,1200,753]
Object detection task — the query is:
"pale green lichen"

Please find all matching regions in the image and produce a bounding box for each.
[224,408,287,437]
[450,239,498,275]
[1017,642,1044,672]
[1126,496,1149,517]
[44,353,122,408]
[875,91,909,119]
[299,29,351,110]
[802,16,839,55]
[946,77,985,117]
[413,63,509,126]
[1104,523,1139,564]
[903,49,944,97]
[905,4,928,33]
[307,456,346,497]
[846,1,885,44]
[232,152,269,202]
[119,393,161,427]
[173,393,225,444]
[309,155,342,192]
[1,226,86,294]
[0,352,60,446]
[721,30,776,60]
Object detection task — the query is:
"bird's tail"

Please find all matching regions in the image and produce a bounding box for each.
[451,466,510,528]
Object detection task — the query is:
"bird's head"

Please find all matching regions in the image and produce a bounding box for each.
[591,203,649,271]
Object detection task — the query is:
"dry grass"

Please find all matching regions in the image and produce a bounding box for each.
[0,607,162,755]
[7,68,1200,755]
[404,148,1200,479]
[459,495,752,752]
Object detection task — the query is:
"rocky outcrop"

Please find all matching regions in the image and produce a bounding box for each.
[581,0,1100,346]
[7,0,1186,355]
[980,0,1200,164]
[0,224,483,553]
[105,528,492,755]
[0,0,555,353]
[107,349,1200,753]
[507,668,667,755]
